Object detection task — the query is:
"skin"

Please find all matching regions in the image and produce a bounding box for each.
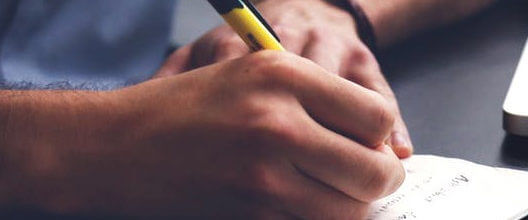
[172,0,496,158]
[0,0,497,218]
[0,51,404,218]
[169,0,416,158]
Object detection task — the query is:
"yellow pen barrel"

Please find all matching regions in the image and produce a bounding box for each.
[221,5,285,51]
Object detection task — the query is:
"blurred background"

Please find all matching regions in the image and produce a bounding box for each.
[172,1,222,46]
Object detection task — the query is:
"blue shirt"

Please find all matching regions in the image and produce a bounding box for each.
[0,0,176,90]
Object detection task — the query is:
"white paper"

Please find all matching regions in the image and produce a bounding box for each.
[367,155,528,220]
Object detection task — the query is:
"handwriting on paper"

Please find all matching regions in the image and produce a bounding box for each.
[366,155,528,220]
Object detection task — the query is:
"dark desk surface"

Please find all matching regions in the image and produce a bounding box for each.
[380,0,528,170]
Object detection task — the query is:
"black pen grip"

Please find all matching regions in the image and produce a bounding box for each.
[207,0,244,14]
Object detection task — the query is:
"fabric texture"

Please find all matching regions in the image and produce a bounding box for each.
[0,0,176,90]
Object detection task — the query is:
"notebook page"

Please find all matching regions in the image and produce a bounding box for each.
[367,155,528,220]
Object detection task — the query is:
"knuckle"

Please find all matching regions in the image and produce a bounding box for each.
[244,163,280,200]
[362,166,390,201]
[361,157,405,202]
[249,50,296,70]
[349,43,374,65]
[245,50,285,66]
[370,80,397,101]
[365,92,396,146]
[376,98,396,133]
[309,28,327,43]
[243,51,305,86]
[310,28,346,48]
[246,104,300,145]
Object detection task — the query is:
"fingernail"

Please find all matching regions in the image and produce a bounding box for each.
[391,132,408,148]
[390,132,414,158]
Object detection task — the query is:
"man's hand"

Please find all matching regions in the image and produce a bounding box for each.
[122,51,404,218]
[2,52,404,218]
[157,0,413,158]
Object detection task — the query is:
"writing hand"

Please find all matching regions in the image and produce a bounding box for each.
[160,0,413,157]
[98,51,403,218]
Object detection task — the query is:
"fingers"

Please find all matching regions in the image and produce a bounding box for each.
[153,45,192,78]
[209,34,250,63]
[301,31,347,74]
[285,113,405,203]
[204,24,310,61]
[237,109,394,219]
[389,118,413,158]
[189,26,247,68]
[340,50,413,158]
[273,25,308,55]
[239,51,404,202]
[234,155,367,219]
[188,25,253,68]
[273,161,369,219]
[282,56,395,147]
[188,23,314,71]
[239,51,394,147]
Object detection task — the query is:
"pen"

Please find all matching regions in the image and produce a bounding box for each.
[207,0,285,51]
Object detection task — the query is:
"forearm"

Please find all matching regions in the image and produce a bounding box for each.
[354,0,496,46]
[0,89,127,209]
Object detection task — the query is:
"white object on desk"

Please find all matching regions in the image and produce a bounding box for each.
[368,155,528,220]
[504,39,528,136]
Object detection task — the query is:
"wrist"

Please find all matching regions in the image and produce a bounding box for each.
[113,78,190,151]
[352,0,495,46]
[0,90,130,211]
[354,0,409,46]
